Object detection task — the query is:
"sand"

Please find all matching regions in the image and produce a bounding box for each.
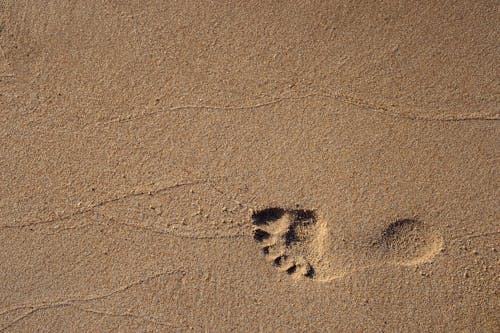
[0,1,498,332]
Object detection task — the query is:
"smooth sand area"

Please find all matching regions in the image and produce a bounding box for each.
[1,1,498,332]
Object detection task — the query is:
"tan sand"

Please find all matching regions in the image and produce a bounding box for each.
[0,1,498,332]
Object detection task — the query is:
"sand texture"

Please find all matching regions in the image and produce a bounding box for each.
[0,1,499,332]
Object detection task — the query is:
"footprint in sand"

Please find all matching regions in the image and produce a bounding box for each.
[252,207,443,281]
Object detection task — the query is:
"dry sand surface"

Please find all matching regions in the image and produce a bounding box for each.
[1,1,499,332]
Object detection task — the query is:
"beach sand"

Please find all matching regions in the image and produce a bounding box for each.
[0,1,498,332]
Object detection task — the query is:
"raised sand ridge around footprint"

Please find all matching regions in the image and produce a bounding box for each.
[252,207,443,281]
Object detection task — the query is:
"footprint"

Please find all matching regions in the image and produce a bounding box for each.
[252,207,443,281]
[252,207,325,279]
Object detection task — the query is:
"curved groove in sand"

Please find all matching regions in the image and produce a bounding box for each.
[0,269,184,331]
[99,92,499,128]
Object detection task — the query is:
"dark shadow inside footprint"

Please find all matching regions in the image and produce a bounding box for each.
[286,265,297,274]
[380,219,418,243]
[294,209,316,222]
[284,227,299,246]
[304,266,315,278]
[252,208,285,225]
[285,210,316,246]
[254,229,271,242]
[274,255,286,267]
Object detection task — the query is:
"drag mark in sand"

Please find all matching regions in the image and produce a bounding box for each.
[96,92,500,128]
[1,174,250,240]
[0,179,211,229]
[252,207,443,281]
[7,92,495,139]
[0,269,185,331]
